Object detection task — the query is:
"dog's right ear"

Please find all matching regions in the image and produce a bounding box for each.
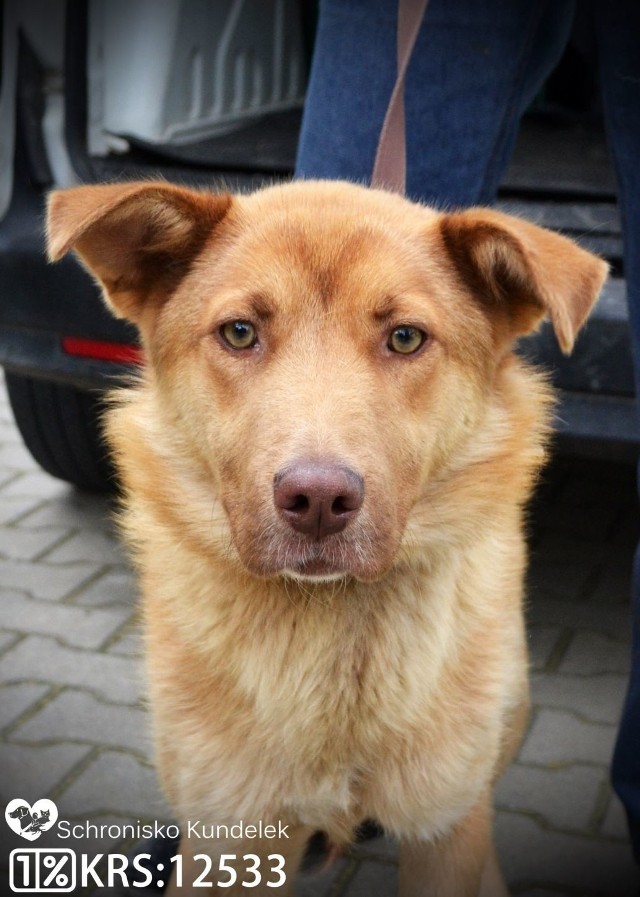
[47,181,232,324]
[439,208,607,354]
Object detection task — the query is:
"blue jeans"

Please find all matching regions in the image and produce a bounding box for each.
[296,0,640,862]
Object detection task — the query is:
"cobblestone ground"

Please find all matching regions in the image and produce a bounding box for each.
[0,370,638,896]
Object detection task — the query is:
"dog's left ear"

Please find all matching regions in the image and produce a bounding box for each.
[47,181,232,324]
[440,208,608,353]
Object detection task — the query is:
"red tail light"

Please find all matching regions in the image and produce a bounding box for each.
[61,338,143,365]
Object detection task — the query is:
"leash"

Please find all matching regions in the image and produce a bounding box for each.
[371,0,430,195]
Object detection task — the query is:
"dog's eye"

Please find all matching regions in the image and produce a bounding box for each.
[388,326,426,355]
[220,321,257,350]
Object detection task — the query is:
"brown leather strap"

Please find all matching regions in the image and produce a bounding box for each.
[371,0,429,194]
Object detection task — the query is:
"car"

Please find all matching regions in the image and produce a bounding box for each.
[0,0,636,492]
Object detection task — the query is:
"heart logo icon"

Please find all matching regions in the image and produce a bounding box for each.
[5,798,58,841]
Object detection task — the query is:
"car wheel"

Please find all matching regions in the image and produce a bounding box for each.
[5,373,115,492]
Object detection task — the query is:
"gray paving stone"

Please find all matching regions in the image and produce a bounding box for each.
[16,492,112,530]
[0,440,40,469]
[0,592,129,649]
[495,763,606,832]
[0,631,19,655]
[0,561,103,601]
[72,569,136,608]
[528,625,563,672]
[0,470,19,490]
[526,597,631,642]
[344,860,397,896]
[12,689,150,754]
[0,742,90,798]
[0,637,142,704]
[349,835,398,863]
[43,530,125,567]
[495,811,637,896]
[0,682,50,730]
[0,526,71,561]
[1,471,73,500]
[295,858,352,897]
[559,631,632,675]
[0,495,48,526]
[106,626,142,658]
[519,709,616,767]
[58,750,171,821]
[601,794,630,841]
[531,673,628,725]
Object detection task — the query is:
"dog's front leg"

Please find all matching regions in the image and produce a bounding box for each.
[164,826,313,897]
[398,790,508,897]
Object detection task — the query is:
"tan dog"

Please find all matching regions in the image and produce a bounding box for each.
[47,179,606,896]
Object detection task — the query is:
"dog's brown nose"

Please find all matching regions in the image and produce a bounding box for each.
[273,462,364,540]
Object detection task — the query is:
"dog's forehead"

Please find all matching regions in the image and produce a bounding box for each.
[235,180,437,246]
[217,182,443,305]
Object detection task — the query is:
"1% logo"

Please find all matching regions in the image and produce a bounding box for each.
[10,848,76,893]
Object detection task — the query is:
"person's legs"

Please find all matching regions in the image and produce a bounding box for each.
[593,0,640,862]
[295,0,575,206]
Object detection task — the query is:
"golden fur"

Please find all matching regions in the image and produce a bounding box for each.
[47,179,607,896]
